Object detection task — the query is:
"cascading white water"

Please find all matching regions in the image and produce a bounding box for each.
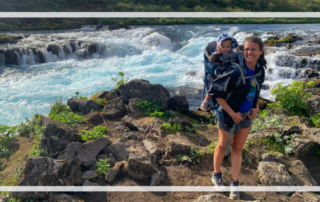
[1,24,320,126]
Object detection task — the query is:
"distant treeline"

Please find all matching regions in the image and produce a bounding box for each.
[1,0,320,12]
[1,18,320,31]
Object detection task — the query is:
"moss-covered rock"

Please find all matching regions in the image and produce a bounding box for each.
[0,34,13,43]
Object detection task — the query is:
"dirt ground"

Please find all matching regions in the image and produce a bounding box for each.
[2,116,320,202]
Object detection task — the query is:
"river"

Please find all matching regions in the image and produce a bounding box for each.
[1,24,320,125]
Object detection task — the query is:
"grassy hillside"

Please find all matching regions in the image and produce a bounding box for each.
[1,0,320,12]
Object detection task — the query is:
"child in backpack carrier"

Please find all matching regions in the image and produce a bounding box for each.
[200,33,238,111]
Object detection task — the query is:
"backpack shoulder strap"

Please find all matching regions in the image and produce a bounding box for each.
[231,62,250,86]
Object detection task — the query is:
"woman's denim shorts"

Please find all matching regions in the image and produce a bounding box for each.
[217,117,252,134]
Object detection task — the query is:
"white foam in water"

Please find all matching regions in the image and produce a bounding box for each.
[227,27,240,36]
[141,32,174,51]
[233,32,254,45]
[1,24,320,125]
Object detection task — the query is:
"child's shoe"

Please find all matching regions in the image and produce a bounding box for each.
[200,100,209,111]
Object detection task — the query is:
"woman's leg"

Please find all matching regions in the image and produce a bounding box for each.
[213,128,230,173]
[230,127,250,181]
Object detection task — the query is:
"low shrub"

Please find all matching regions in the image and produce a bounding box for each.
[80,125,107,142]
[96,158,110,176]
[269,81,314,116]
[112,72,129,90]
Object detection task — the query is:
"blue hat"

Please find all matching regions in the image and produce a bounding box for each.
[217,33,238,50]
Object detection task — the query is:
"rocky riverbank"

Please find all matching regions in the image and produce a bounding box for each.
[0,78,320,202]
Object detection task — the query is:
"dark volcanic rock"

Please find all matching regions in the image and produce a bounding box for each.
[127,98,145,119]
[83,112,104,126]
[103,138,131,161]
[4,49,19,65]
[88,43,98,56]
[128,146,158,181]
[67,98,102,114]
[47,44,61,58]
[12,157,81,199]
[167,94,189,112]
[119,79,170,110]
[105,89,120,101]
[58,137,110,166]
[41,116,80,155]
[104,97,127,119]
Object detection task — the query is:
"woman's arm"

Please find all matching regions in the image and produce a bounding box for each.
[216,98,243,124]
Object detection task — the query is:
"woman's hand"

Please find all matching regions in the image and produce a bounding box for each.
[231,112,243,124]
[248,106,259,119]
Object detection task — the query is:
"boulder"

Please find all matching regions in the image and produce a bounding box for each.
[67,98,102,114]
[257,160,295,187]
[121,115,142,130]
[83,180,99,186]
[282,125,300,136]
[292,46,320,57]
[87,43,98,56]
[96,24,103,30]
[194,193,232,202]
[138,117,165,138]
[63,44,70,55]
[30,48,46,64]
[290,160,318,186]
[127,98,145,119]
[128,146,158,181]
[119,79,170,110]
[70,42,77,53]
[77,170,99,185]
[41,117,80,155]
[261,153,286,165]
[83,112,104,126]
[58,137,110,166]
[300,124,320,144]
[96,90,109,99]
[47,44,60,58]
[185,72,196,77]
[114,122,130,132]
[124,132,137,140]
[104,97,127,119]
[292,192,320,202]
[82,170,99,180]
[150,171,165,186]
[67,98,87,112]
[307,94,320,116]
[166,135,198,155]
[4,48,19,65]
[304,68,319,78]
[48,194,84,202]
[105,166,122,183]
[80,100,103,114]
[275,41,283,47]
[292,137,316,158]
[167,94,189,112]
[12,157,81,199]
[102,138,131,161]
[143,140,163,157]
[105,89,120,101]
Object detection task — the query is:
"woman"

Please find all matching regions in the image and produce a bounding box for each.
[208,36,266,200]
